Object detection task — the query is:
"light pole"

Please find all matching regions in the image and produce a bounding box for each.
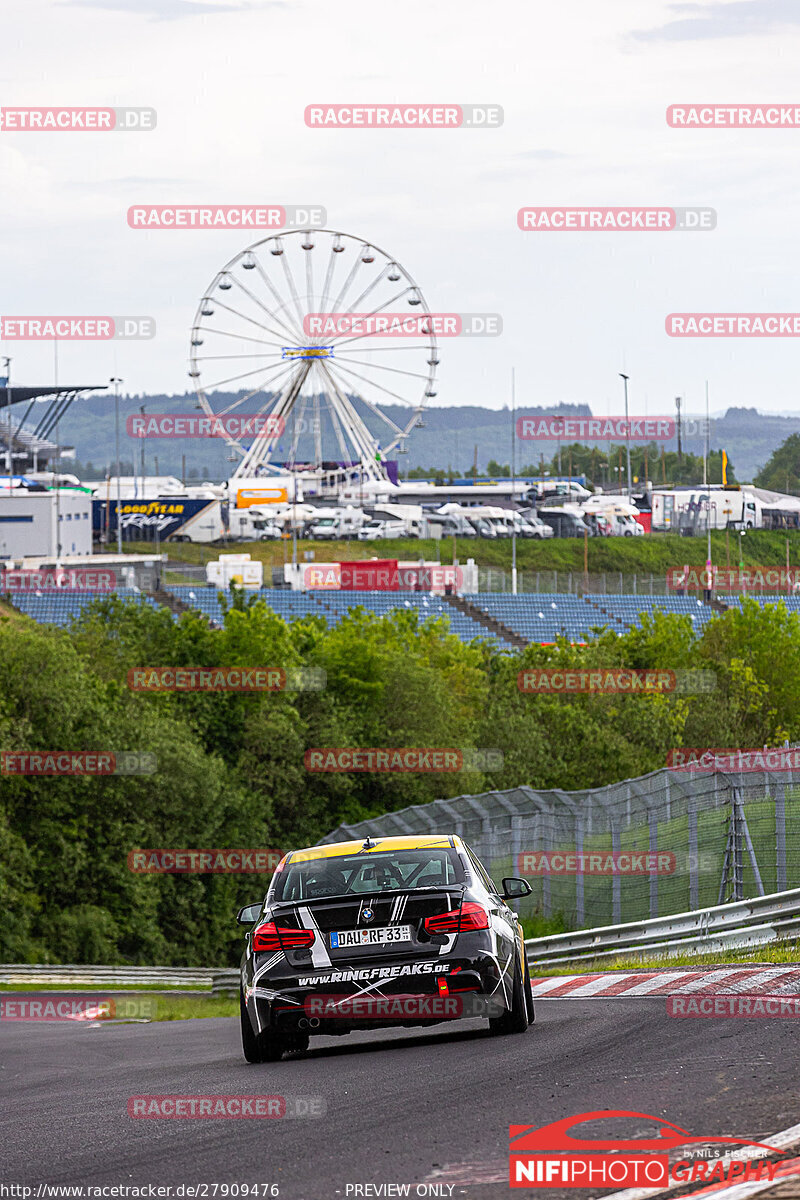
[139,405,146,500]
[511,366,517,595]
[619,373,632,500]
[705,380,712,592]
[2,357,12,490]
[110,378,123,554]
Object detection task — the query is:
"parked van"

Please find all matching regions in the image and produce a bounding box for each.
[307,506,366,540]
[538,506,594,538]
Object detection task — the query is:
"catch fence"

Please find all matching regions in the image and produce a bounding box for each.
[320,767,800,929]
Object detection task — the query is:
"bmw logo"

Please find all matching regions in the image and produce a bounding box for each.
[361,907,374,923]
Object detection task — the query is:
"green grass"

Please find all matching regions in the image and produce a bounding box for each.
[123,529,800,576]
[529,939,800,976]
[1,981,214,992]
[144,994,237,1021]
[0,989,237,1020]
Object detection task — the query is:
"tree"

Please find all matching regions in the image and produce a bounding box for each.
[754,433,800,495]
[486,460,510,478]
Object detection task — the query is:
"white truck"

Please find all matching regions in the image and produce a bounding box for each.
[651,487,763,533]
[206,553,264,589]
[307,506,366,540]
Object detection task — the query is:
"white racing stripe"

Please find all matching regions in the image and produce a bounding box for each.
[298,905,332,968]
[253,952,283,984]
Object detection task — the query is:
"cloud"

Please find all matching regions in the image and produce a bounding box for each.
[634,0,800,41]
[63,177,198,187]
[515,149,570,160]
[57,0,283,21]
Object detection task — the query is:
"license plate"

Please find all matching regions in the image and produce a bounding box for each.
[330,925,412,949]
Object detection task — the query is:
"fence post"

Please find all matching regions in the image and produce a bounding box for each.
[733,789,744,901]
[688,794,699,909]
[611,819,621,923]
[649,807,659,919]
[776,781,787,892]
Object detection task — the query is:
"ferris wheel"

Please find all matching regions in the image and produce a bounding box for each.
[189,229,439,481]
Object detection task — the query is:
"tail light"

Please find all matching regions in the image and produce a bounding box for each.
[253,922,315,952]
[424,901,489,935]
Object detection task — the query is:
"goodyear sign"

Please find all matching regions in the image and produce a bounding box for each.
[92,497,212,538]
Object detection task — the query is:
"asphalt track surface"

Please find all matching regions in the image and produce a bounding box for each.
[2,1000,799,1199]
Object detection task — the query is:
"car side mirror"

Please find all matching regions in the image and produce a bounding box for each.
[501,877,531,900]
[236,903,262,925]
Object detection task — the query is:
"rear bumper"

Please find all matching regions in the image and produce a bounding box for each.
[244,953,509,1035]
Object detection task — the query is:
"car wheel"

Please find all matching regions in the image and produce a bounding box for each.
[524,957,535,1025]
[240,990,289,1063]
[489,953,529,1035]
[240,989,263,1063]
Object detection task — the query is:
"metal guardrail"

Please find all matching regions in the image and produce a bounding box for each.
[524,886,800,966]
[7,890,800,996]
[0,965,221,989]
[212,970,241,996]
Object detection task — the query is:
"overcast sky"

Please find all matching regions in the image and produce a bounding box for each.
[3,0,800,423]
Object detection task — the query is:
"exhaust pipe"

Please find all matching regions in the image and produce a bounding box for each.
[298,1017,309,1029]
[308,1017,321,1028]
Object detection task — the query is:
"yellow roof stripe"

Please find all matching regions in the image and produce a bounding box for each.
[287,835,454,864]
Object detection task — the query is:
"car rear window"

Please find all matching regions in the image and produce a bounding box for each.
[273,847,465,902]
